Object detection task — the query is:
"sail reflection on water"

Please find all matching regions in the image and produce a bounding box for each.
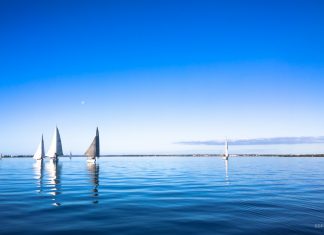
[87,162,99,204]
[46,160,62,206]
[224,159,231,186]
[225,159,229,179]
[33,160,44,193]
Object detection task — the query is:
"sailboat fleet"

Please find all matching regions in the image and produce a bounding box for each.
[33,126,229,162]
[33,127,100,162]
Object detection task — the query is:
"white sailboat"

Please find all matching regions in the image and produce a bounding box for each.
[47,127,63,161]
[33,135,45,160]
[223,139,229,160]
[85,127,100,163]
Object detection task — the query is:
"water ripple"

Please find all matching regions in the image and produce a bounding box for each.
[0,157,324,234]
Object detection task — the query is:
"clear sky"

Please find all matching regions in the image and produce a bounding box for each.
[1,0,324,155]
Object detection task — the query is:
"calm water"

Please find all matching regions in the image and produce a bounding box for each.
[0,157,324,235]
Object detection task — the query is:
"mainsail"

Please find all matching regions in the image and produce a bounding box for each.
[223,139,229,160]
[33,135,45,160]
[85,127,100,159]
[47,127,63,159]
[225,140,229,158]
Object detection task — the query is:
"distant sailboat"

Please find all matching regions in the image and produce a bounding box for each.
[33,135,45,160]
[47,127,63,160]
[85,127,100,163]
[223,139,229,160]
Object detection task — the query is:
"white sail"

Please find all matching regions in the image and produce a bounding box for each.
[223,139,229,160]
[225,140,229,157]
[47,127,63,159]
[33,135,45,160]
[85,127,100,160]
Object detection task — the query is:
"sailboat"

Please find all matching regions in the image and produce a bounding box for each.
[85,127,100,163]
[33,135,45,160]
[47,127,64,161]
[223,139,229,160]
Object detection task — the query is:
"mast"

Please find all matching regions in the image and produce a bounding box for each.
[33,135,45,160]
[85,127,100,159]
[47,127,63,159]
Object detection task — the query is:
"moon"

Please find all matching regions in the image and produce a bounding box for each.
[81,101,86,105]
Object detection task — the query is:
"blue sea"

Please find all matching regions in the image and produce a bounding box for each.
[0,157,324,235]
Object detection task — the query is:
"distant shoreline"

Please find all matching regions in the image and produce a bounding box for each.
[1,154,324,158]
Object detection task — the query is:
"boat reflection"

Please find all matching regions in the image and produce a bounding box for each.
[225,159,229,178]
[46,160,62,206]
[87,162,99,204]
[224,159,230,185]
[33,160,44,193]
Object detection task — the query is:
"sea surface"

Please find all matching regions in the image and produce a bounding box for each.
[0,157,324,235]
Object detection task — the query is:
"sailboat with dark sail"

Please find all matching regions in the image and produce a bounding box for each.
[47,127,64,161]
[85,127,100,163]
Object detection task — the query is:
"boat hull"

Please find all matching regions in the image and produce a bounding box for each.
[33,158,43,161]
[87,158,97,163]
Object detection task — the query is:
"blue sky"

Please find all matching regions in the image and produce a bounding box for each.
[0,0,324,155]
